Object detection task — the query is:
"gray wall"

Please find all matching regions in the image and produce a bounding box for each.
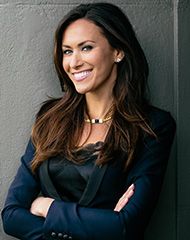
[177,1,190,239]
[0,0,189,239]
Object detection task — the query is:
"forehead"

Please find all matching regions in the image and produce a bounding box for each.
[62,19,104,44]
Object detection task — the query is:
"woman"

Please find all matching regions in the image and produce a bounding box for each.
[2,2,175,240]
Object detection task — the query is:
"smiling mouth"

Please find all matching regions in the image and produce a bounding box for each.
[73,70,92,81]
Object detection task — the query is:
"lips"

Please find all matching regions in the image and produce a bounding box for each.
[73,70,92,81]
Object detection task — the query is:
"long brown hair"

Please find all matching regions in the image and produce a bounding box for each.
[31,3,155,172]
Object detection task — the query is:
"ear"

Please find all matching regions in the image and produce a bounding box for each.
[114,49,125,63]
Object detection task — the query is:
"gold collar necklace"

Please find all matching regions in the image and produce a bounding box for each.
[84,104,114,124]
[84,115,112,124]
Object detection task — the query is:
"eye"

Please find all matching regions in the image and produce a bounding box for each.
[63,49,73,55]
[82,45,93,52]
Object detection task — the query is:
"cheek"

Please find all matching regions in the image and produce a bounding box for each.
[85,49,106,65]
[87,54,104,67]
[62,59,68,72]
[94,50,115,67]
[96,52,115,72]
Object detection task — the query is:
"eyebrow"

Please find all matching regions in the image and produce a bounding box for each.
[62,40,95,48]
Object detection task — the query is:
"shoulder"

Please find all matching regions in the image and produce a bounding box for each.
[145,105,176,133]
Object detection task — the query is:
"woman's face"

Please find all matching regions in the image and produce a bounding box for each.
[62,19,122,96]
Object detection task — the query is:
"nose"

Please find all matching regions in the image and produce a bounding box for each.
[69,51,83,69]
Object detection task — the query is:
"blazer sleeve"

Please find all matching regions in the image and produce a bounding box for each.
[1,139,45,240]
[42,111,176,240]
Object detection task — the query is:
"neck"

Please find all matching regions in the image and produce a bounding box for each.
[85,93,114,119]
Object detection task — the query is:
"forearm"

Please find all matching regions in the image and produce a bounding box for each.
[2,206,45,240]
[43,200,126,240]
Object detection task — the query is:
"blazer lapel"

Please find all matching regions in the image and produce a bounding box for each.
[39,159,62,200]
[79,164,108,206]
[39,158,108,205]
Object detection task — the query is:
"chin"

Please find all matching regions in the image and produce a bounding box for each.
[74,87,89,95]
[73,84,92,94]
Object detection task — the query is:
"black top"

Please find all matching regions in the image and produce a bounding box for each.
[48,142,103,202]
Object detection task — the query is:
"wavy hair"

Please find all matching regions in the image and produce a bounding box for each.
[31,2,155,172]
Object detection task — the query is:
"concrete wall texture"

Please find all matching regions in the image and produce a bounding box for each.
[0,0,189,239]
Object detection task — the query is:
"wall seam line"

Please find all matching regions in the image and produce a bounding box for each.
[173,1,179,240]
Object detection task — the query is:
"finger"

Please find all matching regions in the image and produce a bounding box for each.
[116,189,134,209]
[114,184,135,212]
[122,184,135,197]
[114,188,134,212]
[114,196,129,211]
[118,184,135,201]
[114,197,129,212]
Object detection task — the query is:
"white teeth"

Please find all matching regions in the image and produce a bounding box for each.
[73,71,91,81]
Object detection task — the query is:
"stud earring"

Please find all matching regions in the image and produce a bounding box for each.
[115,58,121,63]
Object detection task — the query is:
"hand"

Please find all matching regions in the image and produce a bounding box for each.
[30,196,54,218]
[114,184,135,212]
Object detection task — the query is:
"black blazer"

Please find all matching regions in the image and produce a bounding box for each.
[1,107,176,240]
